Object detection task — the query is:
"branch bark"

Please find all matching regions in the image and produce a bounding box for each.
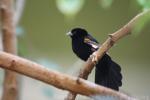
[0,51,136,100]
[0,0,18,100]
[65,10,150,100]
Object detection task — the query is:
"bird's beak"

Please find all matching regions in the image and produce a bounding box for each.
[66,31,73,36]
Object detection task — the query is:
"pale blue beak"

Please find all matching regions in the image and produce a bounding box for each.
[66,31,73,36]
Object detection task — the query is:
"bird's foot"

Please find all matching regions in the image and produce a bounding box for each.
[90,52,98,65]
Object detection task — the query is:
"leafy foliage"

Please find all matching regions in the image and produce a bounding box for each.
[137,0,150,10]
[131,0,150,36]
[132,10,150,36]
[56,0,85,20]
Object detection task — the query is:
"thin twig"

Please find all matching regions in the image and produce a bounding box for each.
[65,10,150,100]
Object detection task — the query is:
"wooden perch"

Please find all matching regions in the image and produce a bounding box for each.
[0,0,25,100]
[65,10,150,100]
[0,52,136,100]
[0,0,18,100]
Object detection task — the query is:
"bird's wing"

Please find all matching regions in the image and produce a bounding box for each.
[84,35,99,51]
[87,34,99,43]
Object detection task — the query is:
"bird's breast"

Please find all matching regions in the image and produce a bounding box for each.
[72,41,93,61]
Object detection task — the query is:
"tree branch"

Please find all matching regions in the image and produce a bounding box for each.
[0,0,25,100]
[0,0,25,51]
[65,10,150,100]
[0,0,18,100]
[0,51,136,100]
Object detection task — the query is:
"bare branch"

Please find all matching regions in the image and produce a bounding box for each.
[0,0,18,100]
[0,0,25,49]
[0,51,136,100]
[0,0,26,99]
[65,10,150,100]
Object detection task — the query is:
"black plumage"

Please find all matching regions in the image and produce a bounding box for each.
[67,28,122,91]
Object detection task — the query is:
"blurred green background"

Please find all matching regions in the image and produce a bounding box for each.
[0,0,150,100]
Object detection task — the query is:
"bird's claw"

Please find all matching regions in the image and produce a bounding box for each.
[90,52,98,64]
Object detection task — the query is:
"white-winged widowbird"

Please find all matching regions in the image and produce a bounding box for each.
[67,28,122,91]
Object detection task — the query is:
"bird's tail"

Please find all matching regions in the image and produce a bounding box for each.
[95,54,122,91]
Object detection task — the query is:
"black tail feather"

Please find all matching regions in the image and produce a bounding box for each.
[95,54,122,91]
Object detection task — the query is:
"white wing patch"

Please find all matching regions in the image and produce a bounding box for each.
[84,38,99,50]
[90,43,98,49]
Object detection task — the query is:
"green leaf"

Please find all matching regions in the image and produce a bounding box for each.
[137,0,150,10]
[99,0,113,9]
[56,0,85,20]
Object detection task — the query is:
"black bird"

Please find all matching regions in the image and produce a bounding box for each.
[67,28,122,91]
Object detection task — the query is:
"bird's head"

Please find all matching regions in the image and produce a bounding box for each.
[66,28,88,38]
